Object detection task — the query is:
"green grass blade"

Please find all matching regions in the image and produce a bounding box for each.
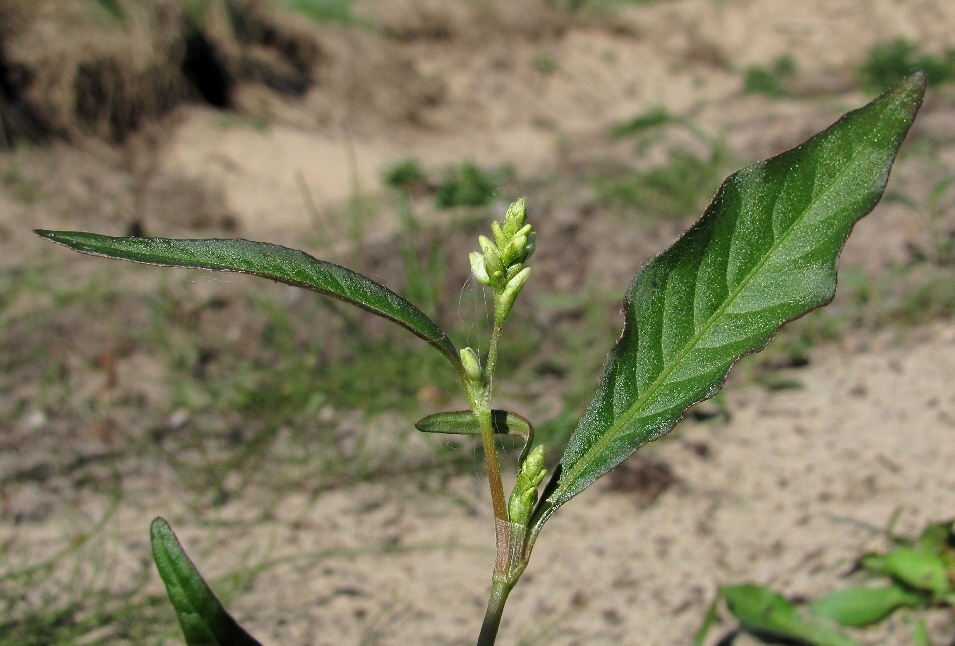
[33,232,462,373]
[150,518,263,646]
[533,72,925,531]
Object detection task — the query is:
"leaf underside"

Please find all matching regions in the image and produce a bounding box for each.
[33,232,461,371]
[416,409,534,462]
[150,517,263,646]
[534,72,926,533]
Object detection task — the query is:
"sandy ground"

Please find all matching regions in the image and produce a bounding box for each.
[3,0,955,644]
[221,323,955,645]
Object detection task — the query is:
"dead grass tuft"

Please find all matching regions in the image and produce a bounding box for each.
[0,0,325,148]
[371,0,566,44]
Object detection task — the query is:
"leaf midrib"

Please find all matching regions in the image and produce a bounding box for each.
[554,151,858,501]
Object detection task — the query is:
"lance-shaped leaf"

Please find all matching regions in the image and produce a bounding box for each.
[532,72,925,533]
[150,517,263,646]
[33,232,462,373]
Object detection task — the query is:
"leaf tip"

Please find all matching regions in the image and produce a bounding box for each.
[150,516,172,539]
[34,229,87,250]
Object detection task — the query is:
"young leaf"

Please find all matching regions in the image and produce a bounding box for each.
[33,232,462,373]
[721,584,861,646]
[416,409,534,461]
[808,584,924,627]
[862,548,951,596]
[150,517,263,646]
[533,72,925,531]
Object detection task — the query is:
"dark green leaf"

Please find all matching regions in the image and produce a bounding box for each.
[533,72,925,531]
[33,232,462,373]
[150,517,263,646]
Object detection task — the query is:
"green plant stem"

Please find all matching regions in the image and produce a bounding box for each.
[484,311,506,395]
[484,313,509,516]
[477,577,513,646]
[476,404,508,523]
[470,306,528,645]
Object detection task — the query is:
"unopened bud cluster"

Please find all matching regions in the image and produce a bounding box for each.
[470,198,536,319]
[508,444,546,526]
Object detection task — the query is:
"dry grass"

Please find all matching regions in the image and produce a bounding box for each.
[0,0,578,148]
[0,0,323,147]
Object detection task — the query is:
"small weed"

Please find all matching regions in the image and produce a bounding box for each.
[215,113,268,132]
[860,37,955,93]
[594,143,731,219]
[282,0,364,25]
[435,161,512,208]
[394,197,446,316]
[889,169,955,267]
[337,129,375,245]
[699,517,955,646]
[92,0,124,22]
[383,158,428,192]
[381,160,453,316]
[887,264,955,324]
[533,54,559,76]
[742,54,797,98]
[2,163,45,204]
[610,106,677,139]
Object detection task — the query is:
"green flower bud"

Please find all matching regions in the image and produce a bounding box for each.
[469,251,490,285]
[509,444,546,526]
[516,445,546,490]
[503,265,531,297]
[491,220,506,249]
[505,263,524,281]
[459,346,483,383]
[501,235,527,266]
[469,197,535,312]
[503,198,527,236]
[509,488,537,528]
[480,237,505,283]
[524,231,536,259]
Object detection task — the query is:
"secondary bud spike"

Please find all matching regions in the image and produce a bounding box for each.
[460,347,483,383]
